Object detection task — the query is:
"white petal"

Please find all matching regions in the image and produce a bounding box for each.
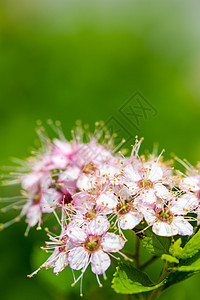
[170,193,199,215]
[146,163,163,182]
[77,174,94,190]
[152,221,178,236]
[118,211,143,230]
[91,250,111,274]
[59,167,80,182]
[51,155,68,169]
[180,176,199,192]
[96,192,118,212]
[53,139,72,155]
[154,183,170,200]
[73,192,95,213]
[118,186,133,202]
[87,215,110,236]
[54,252,68,273]
[66,226,87,245]
[22,173,41,190]
[42,188,59,212]
[140,206,156,225]
[27,205,41,227]
[123,165,141,182]
[102,232,125,252]
[140,189,157,205]
[173,216,193,236]
[68,247,89,270]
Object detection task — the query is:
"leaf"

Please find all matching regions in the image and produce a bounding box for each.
[170,231,200,260]
[164,271,193,289]
[142,229,171,256]
[169,238,183,259]
[179,230,200,259]
[170,251,200,272]
[112,263,166,294]
[161,254,179,264]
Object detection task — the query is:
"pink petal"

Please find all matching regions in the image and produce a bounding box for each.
[173,216,193,236]
[102,232,125,252]
[118,211,143,230]
[91,250,111,274]
[66,225,87,245]
[87,215,110,236]
[152,221,178,236]
[53,253,68,273]
[68,247,89,270]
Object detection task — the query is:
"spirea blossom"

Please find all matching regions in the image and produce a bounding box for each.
[1,121,200,295]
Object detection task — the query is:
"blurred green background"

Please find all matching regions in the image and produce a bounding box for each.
[0,0,200,299]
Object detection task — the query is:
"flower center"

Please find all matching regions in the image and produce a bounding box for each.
[63,191,73,205]
[85,209,96,220]
[83,163,96,174]
[33,193,40,204]
[156,208,173,222]
[116,201,131,215]
[84,235,101,252]
[59,236,67,252]
[138,179,153,189]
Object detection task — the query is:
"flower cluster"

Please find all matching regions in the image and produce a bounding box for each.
[1,121,200,293]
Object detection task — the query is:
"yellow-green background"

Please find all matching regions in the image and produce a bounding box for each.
[0,0,200,299]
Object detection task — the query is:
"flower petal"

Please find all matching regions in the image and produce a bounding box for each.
[170,193,199,215]
[73,192,95,213]
[140,206,156,225]
[96,191,118,213]
[91,250,111,274]
[123,164,141,183]
[27,204,41,227]
[87,215,110,236]
[68,247,89,270]
[102,232,125,252]
[154,183,170,200]
[146,163,163,182]
[118,211,143,230]
[66,225,87,245]
[152,221,178,236]
[140,189,157,205]
[173,216,193,236]
[54,252,68,273]
[180,176,199,192]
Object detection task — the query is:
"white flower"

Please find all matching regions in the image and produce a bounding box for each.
[141,193,198,236]
[122,161,170,204]
[66,216,125,283]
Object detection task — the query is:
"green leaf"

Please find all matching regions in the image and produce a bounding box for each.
[112,263,166,294]
[179,230,200,259]
[161,254,179,264]
[169,238,183,259]
[170,251,200,272]
[170,231,200,260]
[142,229,171,256]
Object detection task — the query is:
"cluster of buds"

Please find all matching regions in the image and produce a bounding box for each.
[1,121,200,294]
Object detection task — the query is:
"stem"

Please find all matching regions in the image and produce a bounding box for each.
[140,256,158,270]
[134,235,140,269]
[122,250,136,259]
[147,261,169,300]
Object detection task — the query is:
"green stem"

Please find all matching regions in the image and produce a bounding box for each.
[147,261,169,300]
[134,235,140,269]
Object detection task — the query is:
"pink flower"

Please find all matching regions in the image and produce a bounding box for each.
[122,160,170,205]
[96,186,143,230]
[141,192,198,236]
[66,216,125,283]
